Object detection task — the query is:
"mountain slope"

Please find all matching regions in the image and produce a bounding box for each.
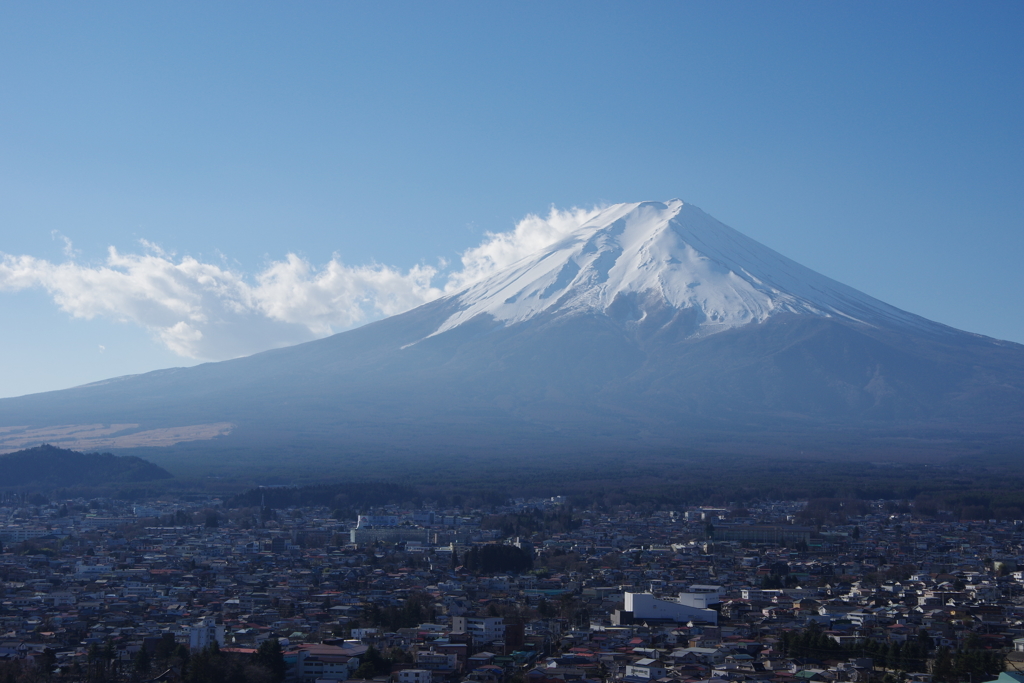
[1,200,1022,460]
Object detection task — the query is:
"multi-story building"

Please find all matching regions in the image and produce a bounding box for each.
[399,670,433,683]
[451,616,505,645]
[290,644,360,683]
[189,617,225,651]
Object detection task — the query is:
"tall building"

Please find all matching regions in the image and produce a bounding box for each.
[189,617,224,651]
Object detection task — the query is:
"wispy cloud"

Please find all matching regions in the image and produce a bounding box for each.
[51,230,79,258]
[0,206,600,360]
[445,206,600,293]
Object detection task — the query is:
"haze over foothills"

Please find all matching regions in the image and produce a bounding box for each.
[1,2,1022,400]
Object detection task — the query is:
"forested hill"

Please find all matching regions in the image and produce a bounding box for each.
[0,444,173,488]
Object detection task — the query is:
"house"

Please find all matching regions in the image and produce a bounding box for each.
[625,658,667,680]
[672,648,725,666]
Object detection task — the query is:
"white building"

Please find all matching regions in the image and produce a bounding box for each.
[678,585,722,609]
[415,650,458,671]
[625,658,667,679]
[415,651,460,671]
[399,670,433,683]
[49,592,76,607]
[189,617,225,651]
[0,526,54,542]
[623,591,719,625]
[350,628,378,640]
[452,616,505,644]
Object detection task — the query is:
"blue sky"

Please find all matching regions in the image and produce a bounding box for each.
[1,1,1022,398]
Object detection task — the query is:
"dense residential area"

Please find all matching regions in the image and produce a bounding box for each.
[2,495,1024,683]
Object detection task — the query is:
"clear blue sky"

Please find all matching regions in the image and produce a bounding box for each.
[1,1,1022,398]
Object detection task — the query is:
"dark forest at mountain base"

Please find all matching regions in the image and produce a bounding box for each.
[211,457,1024,522]
[5,447,1021,522]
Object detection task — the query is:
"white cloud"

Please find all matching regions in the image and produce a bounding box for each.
[251,254,443,336]
[0,205,600,360]
[444,206,601,293]
[51,230,79,258]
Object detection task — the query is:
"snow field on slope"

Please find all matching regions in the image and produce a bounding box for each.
[430,199,933,340]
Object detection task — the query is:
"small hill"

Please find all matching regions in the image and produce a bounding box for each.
[0,444,173,488]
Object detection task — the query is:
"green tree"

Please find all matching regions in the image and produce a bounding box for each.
[362,645,389,675]
[133,647,151,677]
[185,643,227,683]
[253,639,286,683]
[933,647,954,683]
[38,648,57,676]
[88,642,104,681]
[154,633,178,664]
[464,545,532,574]
[355,662,378,679]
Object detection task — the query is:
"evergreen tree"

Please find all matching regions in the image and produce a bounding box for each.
[134,647,151,676]
[933,647,954,683]
[38,649,57,676]
[463,544,532,574]
[253,639,286,683]
[88,642,104,681]
[104,639,116,671]
[885,642,900,670]
[154,633,178,664]
[355,661,378,679]
[364,645,387,674]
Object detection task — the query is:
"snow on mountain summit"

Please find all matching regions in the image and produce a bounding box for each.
[431,199,932,339]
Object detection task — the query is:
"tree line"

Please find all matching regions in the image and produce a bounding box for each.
[0,636,288,683]
[780,624,1005,682]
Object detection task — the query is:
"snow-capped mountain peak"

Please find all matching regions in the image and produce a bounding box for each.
[431,199,927,339]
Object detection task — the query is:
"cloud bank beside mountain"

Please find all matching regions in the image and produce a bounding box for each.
[0,207,600,359]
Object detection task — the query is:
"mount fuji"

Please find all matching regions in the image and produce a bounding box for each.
[431,199,938,339]
[2,200,1023,465]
